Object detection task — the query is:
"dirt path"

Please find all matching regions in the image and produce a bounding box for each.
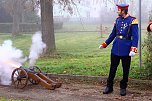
[0,81,152,101]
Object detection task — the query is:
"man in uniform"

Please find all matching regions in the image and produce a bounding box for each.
[99,4,138,96]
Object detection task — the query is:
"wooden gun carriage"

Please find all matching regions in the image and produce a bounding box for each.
[11,66,62,90]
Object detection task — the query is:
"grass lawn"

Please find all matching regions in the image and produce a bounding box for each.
[0,24,148,79]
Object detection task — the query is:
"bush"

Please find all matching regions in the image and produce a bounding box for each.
[143,31,152,77]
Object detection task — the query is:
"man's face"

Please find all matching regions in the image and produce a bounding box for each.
[117,9,124,17]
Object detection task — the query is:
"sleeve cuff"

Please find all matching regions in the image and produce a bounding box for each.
[101,42,107,48]
[130,47,137,53]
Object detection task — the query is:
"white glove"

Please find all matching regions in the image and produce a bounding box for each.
[129,51,136,57]
[99,45,104,49]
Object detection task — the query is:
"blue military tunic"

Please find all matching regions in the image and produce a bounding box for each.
[105,15,138,56]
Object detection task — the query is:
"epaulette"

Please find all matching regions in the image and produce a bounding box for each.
[130,15,136,19]
[131,19,138,24]
[130,16,138,24]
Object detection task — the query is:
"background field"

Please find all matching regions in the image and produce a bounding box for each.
[0,23,148,79]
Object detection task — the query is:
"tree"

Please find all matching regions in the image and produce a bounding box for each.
[40,0,55,54]
[21,0,40,23]
[39,0,78,54]
[12,0,22,36]
[2,0,78,54]
[3,0,40,36]
[0,7,13,23]
[12,0,41,36]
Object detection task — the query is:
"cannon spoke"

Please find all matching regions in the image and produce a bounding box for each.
[14,72,18,77]
[13,78,18,83]
[18,81,24,88]
[17,69,21,75]
[16,81,20,87]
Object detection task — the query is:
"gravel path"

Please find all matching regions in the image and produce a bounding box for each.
[0,80,152,101]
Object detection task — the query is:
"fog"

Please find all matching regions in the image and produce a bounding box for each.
[53,0,152,24]
[0,0,152,32]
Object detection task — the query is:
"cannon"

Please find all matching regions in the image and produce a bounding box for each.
[11,66,62,90]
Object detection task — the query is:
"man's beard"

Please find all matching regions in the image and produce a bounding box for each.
[118,13,123,17]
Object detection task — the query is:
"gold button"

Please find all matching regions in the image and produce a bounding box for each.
[120,36,123,39]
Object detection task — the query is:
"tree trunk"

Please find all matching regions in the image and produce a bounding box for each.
[12,0,22,36]
[40,0,56,54]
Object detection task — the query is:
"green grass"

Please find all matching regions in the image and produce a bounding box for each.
[0,23,148,79]
[0,97,26,101]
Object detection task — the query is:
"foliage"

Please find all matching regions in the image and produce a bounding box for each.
[142,31,152,77]
[22,10,40,23]
[142,13,152,78]
[0,0,40,23]
[53,0,80,14]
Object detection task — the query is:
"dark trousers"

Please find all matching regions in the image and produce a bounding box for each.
[107,53,131,89]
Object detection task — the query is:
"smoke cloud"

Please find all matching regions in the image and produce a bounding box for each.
[0,31,45,85]
[0,40,26,85]
[28,31,46,66]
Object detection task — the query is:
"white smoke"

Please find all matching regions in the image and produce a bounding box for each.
[0,40,26,85]
[0,32,45,85]
[28,31,46,66]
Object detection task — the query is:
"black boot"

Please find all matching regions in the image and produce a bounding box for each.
[103,87,113,94]
[120,88,126,96]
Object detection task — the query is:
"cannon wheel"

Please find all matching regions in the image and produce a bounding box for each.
[29,66,42,85]
[11,68,28,89]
